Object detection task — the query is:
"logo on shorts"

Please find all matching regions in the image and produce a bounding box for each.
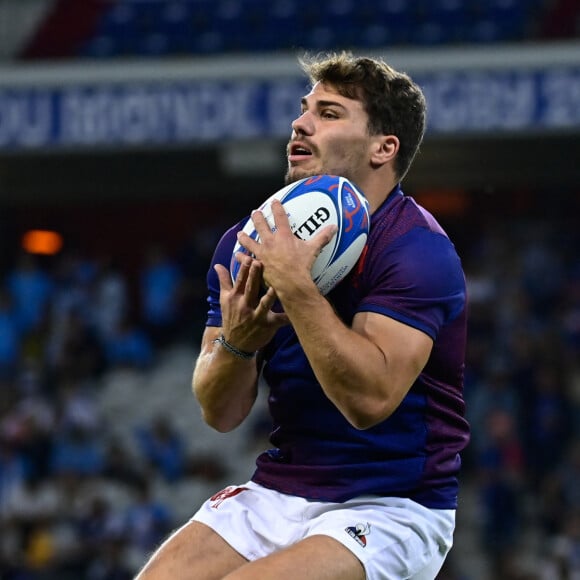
[345,523,371,547]
[209,486,249,509]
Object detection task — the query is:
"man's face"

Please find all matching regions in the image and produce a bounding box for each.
[285,82,372,185]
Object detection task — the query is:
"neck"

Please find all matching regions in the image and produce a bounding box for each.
[361,177,399,215]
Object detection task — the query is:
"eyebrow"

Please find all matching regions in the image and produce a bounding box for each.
[300,97,347,111]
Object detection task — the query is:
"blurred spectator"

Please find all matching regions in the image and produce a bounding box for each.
[45,310,105,386]
[1,382,55,436]
[520,228,565,317]
[466,361,521,457]
[49,249,96,329]
[538,472,568,538]
[53,471,108,524]
[523,363,574,485]
[9,413,54,484]
[539,509,580,580]
[14,355,48,398]
[0,289,22,382]
[177,225,227,335]
[50,425,105,477]
[123,479,172,571]
[5,253,54,339]
[86,538,134,580]
[558,442,580,513]
[0,437,28,519]
[187,453,229,485]
[476,408,526,573]
[561,261,580,361]
[92,257,129,343]
[76,495,126,565]
[135,414,185,483]
[103,316,154,370]
[1,471,65,578]
[139,244,184,346]
[1,391,55,482]
[54,379,101,435]
[102,439,145,489]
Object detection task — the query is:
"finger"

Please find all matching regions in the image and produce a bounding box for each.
[270,200,292,235]
[256,288,290,328]
[244,259,264,299]
[214,263,233,290]
[258,285,278,312]
[232,253,253,290]
[237,231,260,256]
[309,224,338,254]
[250,209,272,239]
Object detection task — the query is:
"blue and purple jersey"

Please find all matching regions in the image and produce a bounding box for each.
[205,186,469,509]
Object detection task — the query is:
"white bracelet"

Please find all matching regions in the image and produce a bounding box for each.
[212,334,256,360]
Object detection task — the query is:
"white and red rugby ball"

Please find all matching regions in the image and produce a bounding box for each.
[230,174,370,296]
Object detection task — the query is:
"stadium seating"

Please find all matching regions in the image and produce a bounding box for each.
[53,0,557,60]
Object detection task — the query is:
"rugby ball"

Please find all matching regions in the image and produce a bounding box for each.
[230,174,370,296]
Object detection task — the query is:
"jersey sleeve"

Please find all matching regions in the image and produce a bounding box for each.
[359,227,466,340]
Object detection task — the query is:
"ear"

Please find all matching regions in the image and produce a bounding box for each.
[370,135,399,167]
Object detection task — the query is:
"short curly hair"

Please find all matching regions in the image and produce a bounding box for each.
[300,52,427,182]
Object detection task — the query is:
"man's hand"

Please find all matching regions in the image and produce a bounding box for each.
[238,199,337,298]
[214,252,289,353]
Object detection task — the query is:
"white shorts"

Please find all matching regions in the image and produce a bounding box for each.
[191,481,455,580]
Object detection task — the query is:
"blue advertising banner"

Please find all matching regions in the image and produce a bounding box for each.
[0,66,579,151]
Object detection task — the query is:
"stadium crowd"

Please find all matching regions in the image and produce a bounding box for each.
[0,1,578,578]
[0,199,577,579]
[457,211,580,578]
[0,231,218,579]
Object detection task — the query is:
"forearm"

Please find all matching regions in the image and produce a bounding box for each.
[235,203,432,429]
[192,335,260,432]
[276,284,393,429]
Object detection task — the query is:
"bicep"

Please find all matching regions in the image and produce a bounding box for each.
[352,311,433,407]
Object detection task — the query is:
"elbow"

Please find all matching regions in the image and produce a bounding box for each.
[192,387,238,433]
[344,399,398,431]
[200,408,240,433]
[204,416,236,434]
[344,374,414,430]
[348,412,390,431]
[349,417,381,431]
[191,379,228,433]
[192,380,255,433]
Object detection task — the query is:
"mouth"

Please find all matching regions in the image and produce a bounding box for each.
[288,142,313,162]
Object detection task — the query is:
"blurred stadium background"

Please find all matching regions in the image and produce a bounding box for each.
[0,1,579,578]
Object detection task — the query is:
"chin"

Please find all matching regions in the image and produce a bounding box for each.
[285,167,318,185]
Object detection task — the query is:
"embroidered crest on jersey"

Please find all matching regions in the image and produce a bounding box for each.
[345,522,371,547]
[209,486,249,509]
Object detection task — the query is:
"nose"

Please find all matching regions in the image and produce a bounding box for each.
[291,110,314,136]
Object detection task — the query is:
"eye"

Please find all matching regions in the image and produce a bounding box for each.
[321,109,339,119]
